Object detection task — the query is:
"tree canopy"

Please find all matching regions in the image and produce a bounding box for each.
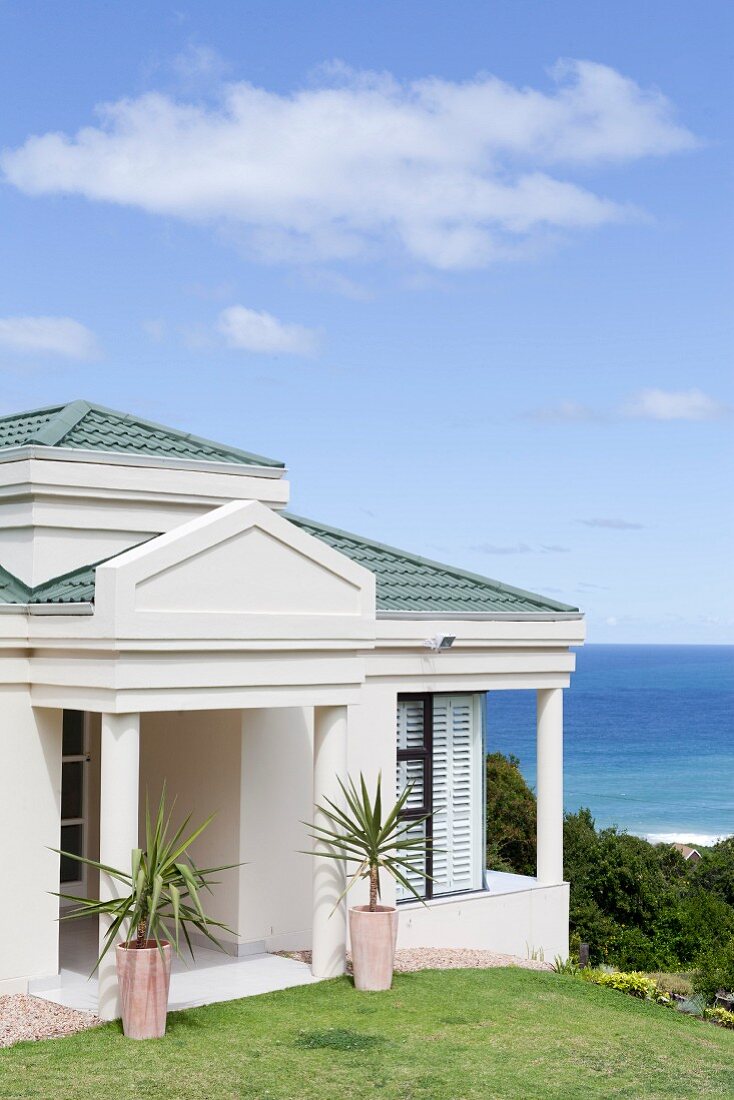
[485,751,734,974]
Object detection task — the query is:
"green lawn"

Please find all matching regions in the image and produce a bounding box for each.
[2,969,733,1100]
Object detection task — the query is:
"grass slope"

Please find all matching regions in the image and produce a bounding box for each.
[2,969,733,1100]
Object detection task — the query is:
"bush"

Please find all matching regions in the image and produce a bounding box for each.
[703,1006,734,1029]
[552,955,580,975]
[647,972,693,998]
[484,755,734,974]
[611,927,668,973]
[653,888,734,964]
[485,753,536,876]
[582,969,672,1006]
[692,838,734,907]
[694,936,734,1004]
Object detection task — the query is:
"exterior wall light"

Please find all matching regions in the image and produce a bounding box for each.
[422,634,456,651]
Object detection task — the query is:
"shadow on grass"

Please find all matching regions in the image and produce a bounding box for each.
[293,1028,386,1052]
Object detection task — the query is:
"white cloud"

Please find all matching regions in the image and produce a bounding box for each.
[623,387,730,421]
[170,44,230,84]
[297,268,373,300]
[0,60,695,270]
[217,305,318,355]
[580,518,643,530]
[0,315,97,359]
[527,387,730,423]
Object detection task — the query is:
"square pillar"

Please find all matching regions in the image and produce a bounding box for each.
[98,712,140,1020]
[311,705,348,978]
[536,688,564,885]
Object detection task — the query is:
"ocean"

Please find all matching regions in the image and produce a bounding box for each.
[486,645,734,846]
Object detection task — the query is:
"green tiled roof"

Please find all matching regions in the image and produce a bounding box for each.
[0,399,284,468]
[288,515,579,615]
[31,562,99,604]
[0,558,105,606]
[0,564,31,604]
[0,515,579,616]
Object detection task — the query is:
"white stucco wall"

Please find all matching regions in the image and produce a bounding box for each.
[398,883,570,961]
[0,692,62,993]
[138,710,243,942]
[239,707,314,952]
[0,451,290,586]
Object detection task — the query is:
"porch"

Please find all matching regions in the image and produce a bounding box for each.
[49,702,353,1020]
[33,918,320,1014]
[46,681,566,1017]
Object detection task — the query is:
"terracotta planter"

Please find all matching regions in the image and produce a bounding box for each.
[349,905,399,991]
[115,941,171,1039]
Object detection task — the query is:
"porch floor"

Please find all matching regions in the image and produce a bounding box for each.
[34,919,321,1015]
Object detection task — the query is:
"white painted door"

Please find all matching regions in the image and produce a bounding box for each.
[60,710,88,901]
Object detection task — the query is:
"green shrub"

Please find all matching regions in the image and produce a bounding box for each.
[612,927,668,973]
[552,955,580,975]
[485,758,734,974]
[692,837,734,907]
[485,753,536,876]
[654,888,734,964]
[646,972,693,997]
[703,1006,734,1029]
[582,969,672,1006]
[693,936,734,1004]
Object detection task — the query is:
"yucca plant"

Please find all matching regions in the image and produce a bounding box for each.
[305,772,433,910]
[54,787,238,970]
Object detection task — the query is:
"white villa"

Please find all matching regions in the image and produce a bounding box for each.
[0,399,584,1019]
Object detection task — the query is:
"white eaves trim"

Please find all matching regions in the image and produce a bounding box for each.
[377,610,584,622]
[0,445,286,480]
[0,603,94,616]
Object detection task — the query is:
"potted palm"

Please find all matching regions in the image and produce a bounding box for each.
[305,772,432,991]
[55,788,237,1039]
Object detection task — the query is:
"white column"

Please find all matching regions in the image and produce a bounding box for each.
[98,712,140,1020]
[311,705,348,978]
[536,688,564,885]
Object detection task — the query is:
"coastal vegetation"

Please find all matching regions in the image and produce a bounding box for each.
[486,752,734,994]
[2,969,733,1098]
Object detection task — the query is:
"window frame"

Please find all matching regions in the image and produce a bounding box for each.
[397,692,434,901]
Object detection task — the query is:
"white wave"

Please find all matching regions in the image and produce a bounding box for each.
[643,831,731,848]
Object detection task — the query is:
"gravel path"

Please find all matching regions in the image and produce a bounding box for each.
[279,948,553,973]
[0,995,101,1049]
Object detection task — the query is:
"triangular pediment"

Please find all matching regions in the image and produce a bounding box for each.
[94,500,375,641]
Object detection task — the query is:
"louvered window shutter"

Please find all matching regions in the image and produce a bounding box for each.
[431,695,483,896]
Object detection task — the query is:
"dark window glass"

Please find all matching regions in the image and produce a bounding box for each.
[61,761,83,820]
[62,711,84,756]
[397,693,433,900]
[60,824,83,883]
[396,757,429,814]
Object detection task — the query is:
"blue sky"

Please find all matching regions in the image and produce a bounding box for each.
[0,1,731,643]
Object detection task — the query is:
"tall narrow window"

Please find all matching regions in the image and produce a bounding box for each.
[396,693,484,901]
[60,710,87,891]
[395,694,433,900]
